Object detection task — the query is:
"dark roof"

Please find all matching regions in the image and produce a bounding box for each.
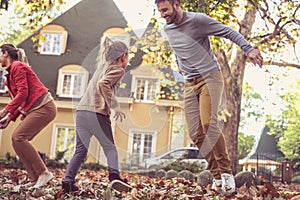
[18,0,128,96]
[17,3,183,102]
[249,126,284,161]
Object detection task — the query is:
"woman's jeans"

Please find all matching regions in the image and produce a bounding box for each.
[184,70,232,178]
[64,110,119,183]
[12,100,57,181]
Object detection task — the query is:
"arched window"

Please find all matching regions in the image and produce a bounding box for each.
[103,27,130,47]
[56,64,88,98]
[38,24,68,55]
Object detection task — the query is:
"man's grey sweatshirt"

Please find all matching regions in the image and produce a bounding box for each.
[164,11,254,81]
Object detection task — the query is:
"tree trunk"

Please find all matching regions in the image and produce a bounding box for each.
[216,3,257,174]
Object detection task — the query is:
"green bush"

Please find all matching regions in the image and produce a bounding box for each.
[81,162,107,171]
[292,175,300,184]
[166,169,178,179]
[162,160,205,174]
[0,152,24,169]
[46,159,68,169]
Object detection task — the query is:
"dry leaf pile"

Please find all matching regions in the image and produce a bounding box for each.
[0,168,299,200]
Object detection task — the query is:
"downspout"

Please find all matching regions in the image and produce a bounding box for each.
[167,106,174,151]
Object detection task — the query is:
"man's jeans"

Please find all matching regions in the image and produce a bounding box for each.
[64,110,119,183]
[184,69,232,178]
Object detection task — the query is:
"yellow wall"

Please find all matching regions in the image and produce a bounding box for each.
[0,102,76,157]
[0,98,182,165]
[114,102,171,162]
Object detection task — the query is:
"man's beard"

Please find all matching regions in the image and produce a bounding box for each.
[166,7,178,24]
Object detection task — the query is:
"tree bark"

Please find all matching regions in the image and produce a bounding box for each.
[216,3,257,174]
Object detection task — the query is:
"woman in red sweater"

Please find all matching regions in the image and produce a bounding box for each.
[0,44,57,189]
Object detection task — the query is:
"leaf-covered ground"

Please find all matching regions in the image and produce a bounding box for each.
[0,168,300,200]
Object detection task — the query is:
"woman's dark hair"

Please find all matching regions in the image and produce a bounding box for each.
[0,44,29,65]
[0,44,19,60]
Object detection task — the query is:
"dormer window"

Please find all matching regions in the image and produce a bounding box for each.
[103,27,130,47]
[38,25,68,55]
[57,65,89,98]
[132,76,159,102]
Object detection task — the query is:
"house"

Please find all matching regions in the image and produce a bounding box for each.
[239,126,284,175]
[0,0,190,168]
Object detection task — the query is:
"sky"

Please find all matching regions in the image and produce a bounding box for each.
[1,0,299,138]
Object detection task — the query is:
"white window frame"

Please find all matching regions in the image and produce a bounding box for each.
[104,33,130,48]
[128,129,157,163]
[38,25,68,55]
[103,28,130,48]
[57,65,89,98]
[131,75,160,103]
[58,71,86,98]
[0,69,7,93]
[51,124,76,162]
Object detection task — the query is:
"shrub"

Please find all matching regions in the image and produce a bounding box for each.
[1,152,24,169]
[166,169,178,179]
[178,170,195,182]
[292,175,300,184]
[81,162,107,171]
[235,171,261,188]
[162,161,204,174]
[197,170,213,187]
[156,169,167,178]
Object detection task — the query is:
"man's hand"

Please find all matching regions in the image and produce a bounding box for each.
[113,107,125,122]
[247,49,263,68]
[0,115,11,129]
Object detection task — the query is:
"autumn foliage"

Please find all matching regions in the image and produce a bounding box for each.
[0,168,300,200]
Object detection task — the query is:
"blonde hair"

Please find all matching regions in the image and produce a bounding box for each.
[96,36,128,69]
[17,48,29,65]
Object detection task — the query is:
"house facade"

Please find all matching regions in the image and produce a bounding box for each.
[239,126,285,178]
[0,0,191,168]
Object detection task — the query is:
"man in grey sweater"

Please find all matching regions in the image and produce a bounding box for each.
[155,0,263,195]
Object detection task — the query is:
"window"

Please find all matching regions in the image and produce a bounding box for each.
[38,25,68,55]
[57,65,88,98]
[128,130,156,166]
[103,28,130,47]
[40,33,64,55]
[0,69,7,93]
[51,125,76,162]
[134,77,159,102]
[60,73,84,97]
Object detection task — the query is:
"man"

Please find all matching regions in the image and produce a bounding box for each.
[155,0,263,195]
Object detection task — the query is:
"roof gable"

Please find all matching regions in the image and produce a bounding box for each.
[249,126,285,161]
[18,0,127,96]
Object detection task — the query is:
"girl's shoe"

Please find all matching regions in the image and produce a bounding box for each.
[62,181,79,193]
[109,173,132,193]
[110,179,132,193]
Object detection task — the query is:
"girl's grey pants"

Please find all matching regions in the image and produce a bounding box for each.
[63,110,119,183]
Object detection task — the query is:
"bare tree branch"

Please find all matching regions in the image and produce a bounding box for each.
[264,61,300,69]
[293,43,300,63]
[247,0,297,42]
